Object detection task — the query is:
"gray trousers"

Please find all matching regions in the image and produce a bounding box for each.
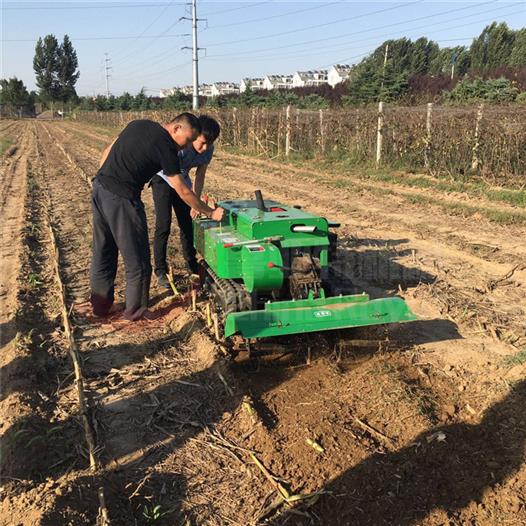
[90,179,151,320]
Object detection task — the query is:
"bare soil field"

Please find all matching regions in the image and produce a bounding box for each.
[1,119,525,526]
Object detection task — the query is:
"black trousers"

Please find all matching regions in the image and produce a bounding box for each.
[90,179,151,320]
[151,175,198,275]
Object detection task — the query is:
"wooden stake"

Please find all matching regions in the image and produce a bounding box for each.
[319,109,325,154]
[375,101,384,169]
[190,288,197,312]
[205,302,212,327]
[285,105,291,157]
[424,102,433,169]
[167,266,180,297]
[472,103,484,171]
[213,312,221,340]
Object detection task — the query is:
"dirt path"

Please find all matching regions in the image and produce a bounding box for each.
[2,119,523,526]
[0,123,31,351]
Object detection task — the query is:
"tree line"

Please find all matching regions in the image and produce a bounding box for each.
[1,22,525,116]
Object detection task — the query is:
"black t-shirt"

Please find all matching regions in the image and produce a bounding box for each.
[96,119,181,199]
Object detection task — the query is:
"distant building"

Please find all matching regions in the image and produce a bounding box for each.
[240,77,265,92]
[292,70,328,88]
[211,82,240,97]
[159,88,176,98]
[160,86,193,97]
[328,64,352,87]
[200,84,214,97]
[179,85,194,96]
[263,75,294,90]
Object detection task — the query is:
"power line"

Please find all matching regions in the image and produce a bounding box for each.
[204,0,425,47]
[110,0,179,62]
[316,8,524,68]
[208,0,344,30]
[2,2,183,9]
[203,2,516,63]
[111,17,187,79]
[111,0,514,84]
[111,0,419,79]
[200,1,272,17]
[2,33,187,43]
[203,0,500,55]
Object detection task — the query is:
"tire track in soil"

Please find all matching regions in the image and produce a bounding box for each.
[27,120,525,526]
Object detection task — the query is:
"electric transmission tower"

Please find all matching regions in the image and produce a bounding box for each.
[104,53,112,97]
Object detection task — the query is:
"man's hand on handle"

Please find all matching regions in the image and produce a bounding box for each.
[165,173,224,221]
[210,207,224,221]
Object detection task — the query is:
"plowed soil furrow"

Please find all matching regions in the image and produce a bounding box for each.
[1,122,98,525]
[33,122,93,304]
[204,159,524,341]
[2,120,524,526]
[216,151,526,261]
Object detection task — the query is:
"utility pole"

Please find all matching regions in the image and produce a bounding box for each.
[379,43,389,99]
[450,52,457,81]
[104,53,112,97]
[182,0,205,110]
[191,0,199,110]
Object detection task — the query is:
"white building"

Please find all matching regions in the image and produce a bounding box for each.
[328,64,352,87]
[211,82,240,96]
[262,75,294,90]
[200,84,215,97]
[292,70,328,88]
[159,88,176,98]
[240,77,265,92]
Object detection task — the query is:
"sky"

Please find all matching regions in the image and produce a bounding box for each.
[1,0,525,96]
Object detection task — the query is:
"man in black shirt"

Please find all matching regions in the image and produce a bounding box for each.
[90,113,224,321]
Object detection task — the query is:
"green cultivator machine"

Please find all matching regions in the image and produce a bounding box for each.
[194,191,416,339]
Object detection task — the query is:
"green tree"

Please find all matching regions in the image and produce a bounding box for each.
[0,77,32,106]
[470,22,516,71]
[57,35,80,103]
[33,34,61,105]
[429,46,470,77]
[162,91,191,110]
[446,77,519,103]
[509,28,526,66]
[238,85,265,107]
[131,88,150,110]
[410,37,439,75]
[347,65,379,104]
[117,92,133,110]
[33,34,80,108]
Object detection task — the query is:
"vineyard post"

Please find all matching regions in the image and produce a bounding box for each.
[233,107,238,147]
[249,107,256,152]
[424,102,433,169]
[319,109,325,154]
[285,105,291,157]
[375,101,384,168]
[471,103,484,171]
[277,109,282,157]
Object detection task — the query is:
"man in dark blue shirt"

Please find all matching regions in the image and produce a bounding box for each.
[91,113,224,320]
[150,115,220,287]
